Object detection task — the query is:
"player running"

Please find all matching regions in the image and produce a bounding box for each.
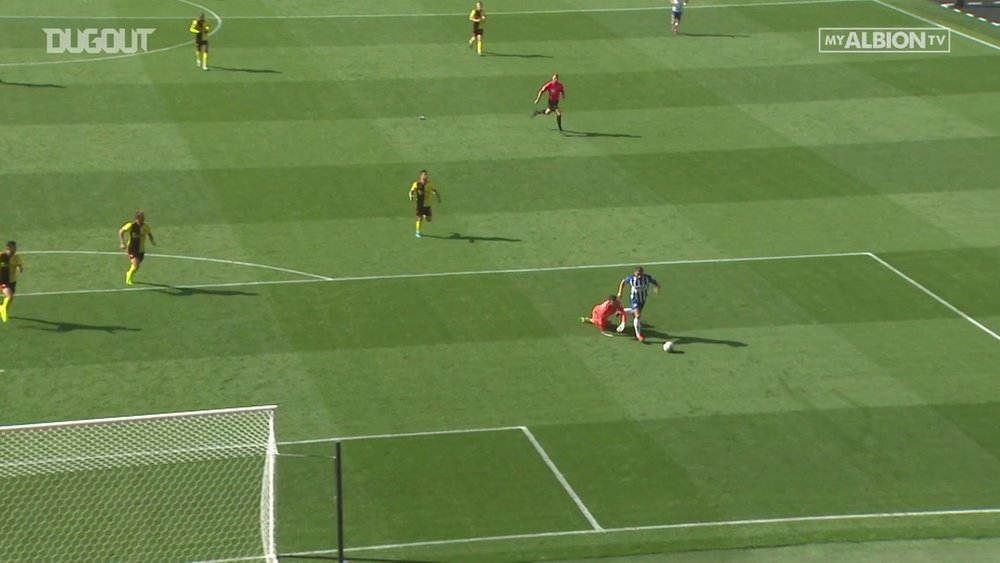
[617,266,661,342]
[118,211,156,286]
[409,170,441,238]
[468,2,486,56]
[672,0,687,36]
[0,241,24,324]
[580,295,628,335]
[532,73,565,132]
[190,13,210,70]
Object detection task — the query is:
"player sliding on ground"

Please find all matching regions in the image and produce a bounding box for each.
[618,266,660,342]
[580,295,628,335]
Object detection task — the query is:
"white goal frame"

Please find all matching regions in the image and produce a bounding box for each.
[0,405,278,563]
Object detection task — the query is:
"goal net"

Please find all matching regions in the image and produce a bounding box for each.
[0,406,278,562]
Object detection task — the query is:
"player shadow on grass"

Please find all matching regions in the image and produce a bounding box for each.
[560,129,642,139]
[680,32,751,38]
[484,51,553,58]
[0,77,66,88]
[211,66,282,74]
[13,317,141,334]
[421,232,522,243]
[639,324,748,354]
[136,281,258,297]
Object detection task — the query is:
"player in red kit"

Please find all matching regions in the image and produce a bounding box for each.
[580,295,628,334]
[532,73,565,132]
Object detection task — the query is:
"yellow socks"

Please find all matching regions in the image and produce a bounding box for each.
[0,296,9,323]
[477,39,482,55]
[126,264,137,285]
[202,52,209,69]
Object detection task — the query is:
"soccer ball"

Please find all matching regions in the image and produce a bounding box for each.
[662,340,674,352]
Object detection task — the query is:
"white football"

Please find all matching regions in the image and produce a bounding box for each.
[662,340,674,352]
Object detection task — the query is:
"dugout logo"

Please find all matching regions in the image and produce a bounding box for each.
[43,28,156,55]
[818,28,950,53]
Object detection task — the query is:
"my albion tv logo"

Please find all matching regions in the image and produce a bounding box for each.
[43,28,156,55]
[818,28,950,53]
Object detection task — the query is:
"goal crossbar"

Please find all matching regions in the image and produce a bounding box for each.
[0,404,277,433]
[0,405,279,563]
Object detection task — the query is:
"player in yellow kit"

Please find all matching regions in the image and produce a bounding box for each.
[0,241,24,323]
[408,170,441,238]
[118,211,156,286]
[468,2,485,56]
[190,13,210,70]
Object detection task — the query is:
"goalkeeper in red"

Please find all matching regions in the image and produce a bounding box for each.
[580,295,627,334]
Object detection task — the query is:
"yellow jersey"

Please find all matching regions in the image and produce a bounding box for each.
[190,19,210,41]
[120,221,153,253]
[409,180,440,209]
[0,253,23,285]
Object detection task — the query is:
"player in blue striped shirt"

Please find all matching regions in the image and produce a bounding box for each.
[617,266,661,342]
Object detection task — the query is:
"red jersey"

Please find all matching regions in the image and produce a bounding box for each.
[542,80,564,102]
[592,299,625,321]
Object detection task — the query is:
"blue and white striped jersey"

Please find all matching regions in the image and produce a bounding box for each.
[623,273,658,305]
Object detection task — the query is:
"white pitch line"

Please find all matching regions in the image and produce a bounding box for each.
[277,507,1000,556]
[305,251,868,284]
[871,0,1000,51]
[222,0,864,18]
[18,278,320,298]
[24,250,332,281]
[0,0,222,67]
[866,253,1000,341]
[16,251,867,299]
[520,426,603,531]
[0,0,863,20]
[279,425,523,446]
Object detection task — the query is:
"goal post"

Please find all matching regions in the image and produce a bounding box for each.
[0,405,278,562]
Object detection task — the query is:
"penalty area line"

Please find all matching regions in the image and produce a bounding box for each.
[866,252,1000,341]
[277,507,1000,557]
[279,425,523,446]
[870,0,1000,52]
[17,251,869,298]
[520,426,603,531]
[24,250,332,281]
[18,278,322,298]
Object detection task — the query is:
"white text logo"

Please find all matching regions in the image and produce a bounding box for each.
[818,28,950,53]
[43,28,156,55]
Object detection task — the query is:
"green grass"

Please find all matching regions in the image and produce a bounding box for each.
[1,0,999,561]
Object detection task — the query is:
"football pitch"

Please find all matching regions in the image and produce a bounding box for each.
[2,0,999,560]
